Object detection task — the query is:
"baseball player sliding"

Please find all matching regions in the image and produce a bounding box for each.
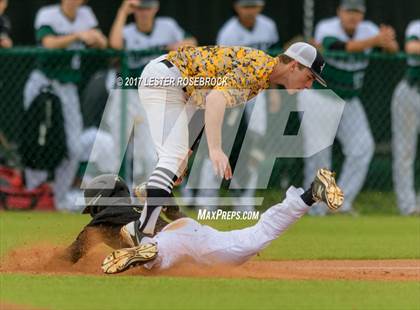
[124,42,328,245]
[101,168,343,274]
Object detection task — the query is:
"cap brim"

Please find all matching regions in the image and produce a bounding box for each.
[311,70,327,87]
[138,1,159,8]
[81,206,90,214]
[341,5,366,12]
[236,0,265,6]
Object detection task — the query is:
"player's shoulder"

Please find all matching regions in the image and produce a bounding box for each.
[78,5,97,19]
[123,22,137,34]
[256,14,276,28]
[359,20,379,34]
[155,17,180,28]
[406,20,420,36]
[316,17,340,32]
[35,4,60,21]
[219,17,239,32]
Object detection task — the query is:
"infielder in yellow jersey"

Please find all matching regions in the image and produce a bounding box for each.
[120,43,328,244]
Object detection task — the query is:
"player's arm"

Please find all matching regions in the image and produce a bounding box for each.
[326,25,399,53]
[0,36,13,48]
[406,40,420,54]
[88,28,108,49]
[41,29,106,49]
[109,0,139,49]
[205,90,232,180]
[36,22,80,48]
[405,36,420,54]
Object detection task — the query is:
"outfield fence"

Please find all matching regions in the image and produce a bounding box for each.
[0,48,418,209]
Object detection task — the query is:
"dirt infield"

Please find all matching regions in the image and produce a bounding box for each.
[1,244,419,281]
[0,303,48,310]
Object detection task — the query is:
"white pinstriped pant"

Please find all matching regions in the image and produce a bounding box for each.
[391,80,420,215]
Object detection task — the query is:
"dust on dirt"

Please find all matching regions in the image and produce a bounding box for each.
[1,244,419,281]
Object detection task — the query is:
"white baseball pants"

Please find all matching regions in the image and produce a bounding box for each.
[391,80,420,215]
[138,55,198,178]
[145,186,310,270]
[23,70,83,211]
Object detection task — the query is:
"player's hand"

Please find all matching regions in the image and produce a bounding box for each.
[0,36,12,48]
[77,29,98,46]
[209,148,232,180]
[78,29,106,47]
[376,25,396,48]
[120,0,141,15]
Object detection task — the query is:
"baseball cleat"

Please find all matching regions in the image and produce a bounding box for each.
[119,225,138,248]
[102,243,158,274]
[312,168,344,211]
[120,220,153,248]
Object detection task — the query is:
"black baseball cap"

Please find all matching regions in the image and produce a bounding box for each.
[284,42,327,87]
[340,0,366,13]
[235,0,265,7]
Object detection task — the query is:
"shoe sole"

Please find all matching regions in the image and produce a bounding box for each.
[102,243,158,274]
[316,169,344,210]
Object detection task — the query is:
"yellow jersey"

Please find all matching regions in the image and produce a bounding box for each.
[166,46,278,108]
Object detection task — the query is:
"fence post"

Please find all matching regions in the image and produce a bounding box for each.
[303,0,314,41]
[120,50,129,180]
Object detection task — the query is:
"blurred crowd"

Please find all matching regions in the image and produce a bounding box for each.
[0,0,419,216]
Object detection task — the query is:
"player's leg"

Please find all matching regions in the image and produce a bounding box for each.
[131,90,158,183]
[127,58,199,241]
[50,82,83,211]
[391,81,419,215]
[336,97,374,213]
[22,70,50,189]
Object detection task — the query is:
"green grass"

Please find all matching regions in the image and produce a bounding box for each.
[1,212,419,259]
[1,211,420,309]
[1,274,420,310]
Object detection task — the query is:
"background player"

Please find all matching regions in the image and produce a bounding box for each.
[22,0,107,211]
[391,19,420,216]
[122,42,327,245]
[104,0,197,183]
[190,0,280,211]
[102,168,344,274]
[299,0,398,216]
[0,0,12,48]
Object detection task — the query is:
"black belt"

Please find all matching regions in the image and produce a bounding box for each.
[160,59,174,68]
[160,59,188,93]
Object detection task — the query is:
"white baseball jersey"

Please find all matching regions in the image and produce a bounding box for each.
[35,4,97,49]
[34,4,98,82]
[314,17,379,98]
[217,15,279,50]
[405,20,420,85]
[123,17,186,72]
[217,15,278,135]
